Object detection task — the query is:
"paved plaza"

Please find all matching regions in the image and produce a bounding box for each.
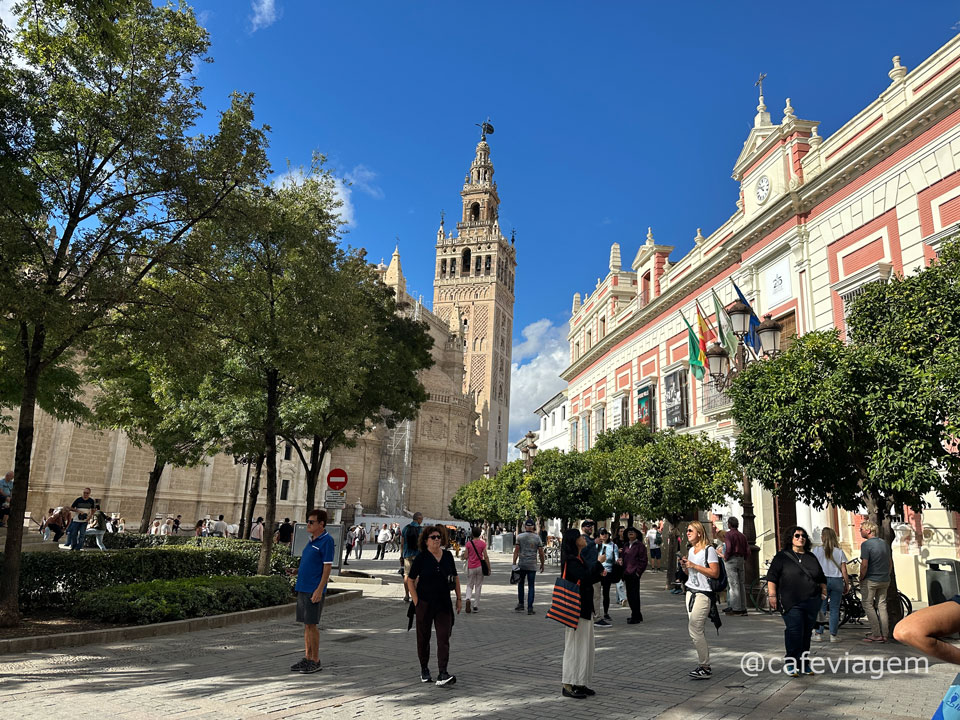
[0,552,950,719]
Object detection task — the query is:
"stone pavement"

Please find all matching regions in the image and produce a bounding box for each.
[0,552,950,719]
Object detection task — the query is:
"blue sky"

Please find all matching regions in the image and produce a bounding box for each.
[9,0,957,452]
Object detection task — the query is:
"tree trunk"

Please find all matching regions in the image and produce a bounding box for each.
[258,369,279,576]
[138,458,167,533]
[561,517,569,532]
[238,460,252,539]
[304,435,327,513]
[0,360,42,626]
[243,454,264,540]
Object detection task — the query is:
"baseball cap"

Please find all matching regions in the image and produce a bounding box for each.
[524,519,535,527]
[581,520,594,528]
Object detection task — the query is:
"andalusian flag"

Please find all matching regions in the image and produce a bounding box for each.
[681,311,705,380]
[712,289,738,355]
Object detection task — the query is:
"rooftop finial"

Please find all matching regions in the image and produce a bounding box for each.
[511,228,516,245]
[440,209,445,226]
[753,72,772,128]
[889,55,907,83]
[694,228,705,245]
[475,117,495,141]
[646,227,655,245]
[782,97,795,123]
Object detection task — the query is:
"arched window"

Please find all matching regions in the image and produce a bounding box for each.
[450,258,456,276]
[440,259,447,277]
[470,202,480,221]
[461,248,471,276]
[475,255,482,275]
[485,255,491,275]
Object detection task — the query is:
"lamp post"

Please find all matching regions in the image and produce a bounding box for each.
[236,455,254,539]
[705,308,783,588]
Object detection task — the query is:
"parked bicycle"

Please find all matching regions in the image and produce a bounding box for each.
[749,560,777,614]
[839,558,913,627]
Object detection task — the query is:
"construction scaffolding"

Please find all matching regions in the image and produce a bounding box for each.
[376,418,414,516]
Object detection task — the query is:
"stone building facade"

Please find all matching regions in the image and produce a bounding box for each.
[563,35,960,602]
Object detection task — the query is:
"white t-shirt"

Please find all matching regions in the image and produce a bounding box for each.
[378,528,391,543]
[646,529,660,548]
[159,523,172,536]
[812,546,847,578]
[685,545,719,592]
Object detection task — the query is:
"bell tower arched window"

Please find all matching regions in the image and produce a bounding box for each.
[470,202,480,222]
[461,248,471,276]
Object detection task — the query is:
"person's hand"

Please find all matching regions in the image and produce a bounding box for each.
[455,597,462,614]
[285,567,298,577]
[598,553,607,563]
[602,569,608,577]
[617,558,624,566]
[311,586,324,603]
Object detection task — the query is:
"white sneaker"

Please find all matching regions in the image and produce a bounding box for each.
[830,634,841,643]
[813,633,823,642]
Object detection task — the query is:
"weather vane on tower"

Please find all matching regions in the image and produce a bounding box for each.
[476,117,495,141]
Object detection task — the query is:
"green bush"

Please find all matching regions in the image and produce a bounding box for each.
[12,544,298,610]
[103,532,287,557]
[74,575,293,625]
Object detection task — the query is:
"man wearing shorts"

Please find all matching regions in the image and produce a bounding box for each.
[290,508,334,674]
[646,523,662,571]
[401,512,423,602]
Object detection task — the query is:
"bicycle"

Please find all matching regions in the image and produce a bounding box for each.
[749,560,777,614]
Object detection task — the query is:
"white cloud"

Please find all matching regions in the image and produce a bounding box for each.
[508,318,569,455]
[0,0,15,30]
[344,164,384,199]
[272,168,356,227]
[249,0,278,32]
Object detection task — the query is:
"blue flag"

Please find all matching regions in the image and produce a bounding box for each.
[732,282,762,353]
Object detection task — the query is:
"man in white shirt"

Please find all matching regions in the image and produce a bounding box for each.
[211,514,228,537]
[375,525,391,560]
[645,524,662,572]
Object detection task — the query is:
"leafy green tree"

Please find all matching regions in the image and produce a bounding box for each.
[0,0,267,624]
[621,431,740,587]
[592,422,655,453]
[728,330,956,616]
[526,449,594,530]
[590,421,656,522]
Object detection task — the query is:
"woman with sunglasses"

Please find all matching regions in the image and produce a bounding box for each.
[765,525,828,677]
[406,524,461,687]
[680,520,720,680]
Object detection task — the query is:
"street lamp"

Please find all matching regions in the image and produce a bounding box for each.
[705,307,784,588]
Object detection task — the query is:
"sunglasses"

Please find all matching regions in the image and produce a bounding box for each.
[428,534,442,540]
[793,533,807,539]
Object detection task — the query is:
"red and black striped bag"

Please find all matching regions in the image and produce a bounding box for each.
[546,563,581,629]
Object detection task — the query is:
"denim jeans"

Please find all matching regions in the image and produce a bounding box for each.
[86,529,106,551]
[815,577,844,636]
[783,596,820,671]
[725,555,746,611]
[517,568,536,608]
[66,520,88,550]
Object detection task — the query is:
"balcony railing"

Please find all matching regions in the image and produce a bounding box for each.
[701,381,732,415]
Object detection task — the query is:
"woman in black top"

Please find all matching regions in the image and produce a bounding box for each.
[766,525,827,676]
[406,524,462,687]
[559,528,604,700]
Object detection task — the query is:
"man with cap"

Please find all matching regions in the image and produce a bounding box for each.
[579,520,606,625]
[512,518,545,614]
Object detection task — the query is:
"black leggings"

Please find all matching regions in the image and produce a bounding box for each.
[601,573,615,615]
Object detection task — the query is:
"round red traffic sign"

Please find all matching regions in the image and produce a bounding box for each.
[326,468,348,491]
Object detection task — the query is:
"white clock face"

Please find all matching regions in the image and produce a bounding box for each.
[756,176,771,204]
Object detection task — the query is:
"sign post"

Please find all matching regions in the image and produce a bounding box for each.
[325,468,348,527]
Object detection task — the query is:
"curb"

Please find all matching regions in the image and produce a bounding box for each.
[0,587,363,655]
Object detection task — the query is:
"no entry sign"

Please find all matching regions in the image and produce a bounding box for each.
[326,468,348,491]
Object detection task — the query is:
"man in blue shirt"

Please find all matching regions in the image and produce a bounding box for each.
[401,512,423,602]
[291,508,334,674]
[0,471,12,527]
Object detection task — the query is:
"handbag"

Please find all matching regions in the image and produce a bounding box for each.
[470,539,490,576]
[510,566,522,584]
[546,562,581,629]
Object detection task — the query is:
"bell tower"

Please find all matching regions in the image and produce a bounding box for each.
[433,128,517,477]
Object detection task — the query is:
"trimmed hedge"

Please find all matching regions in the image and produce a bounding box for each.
[12,544,298,610]
[74,575,293,625]
[102,532,275,552]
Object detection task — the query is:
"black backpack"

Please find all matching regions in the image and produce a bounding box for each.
[707,552,728,593]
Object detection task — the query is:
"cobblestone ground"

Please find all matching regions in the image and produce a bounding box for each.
[0,551,950,719]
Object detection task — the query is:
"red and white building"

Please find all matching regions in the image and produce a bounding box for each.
[562,36,960,601]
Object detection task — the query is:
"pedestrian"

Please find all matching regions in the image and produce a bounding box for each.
[680,520,721,680]
[344,526,355,565]
[578,520,603,622]
[407,524,460,686]
[149,519,162,535]
[558,528,603,700]
[595,528,619,625]
[614,526,627,606]
[512,519,544,615]
[352,524,364,559]
[812,527,850,642]
[250,516,265,542]
[173,515,182,534]
[160,517,174,536]
[86,505,109,550]
[620,526,648,623]
[375,524,391,560]
[211,514,228,537]
[276,517,294,547]
[0,471,13,527]
[464,526,489,613]
[116,516,125,533]
[401,513,424,602]
[766,525,827,676]
[645,522,662,571]
[194,519,204,546]
[67,487,95,550]
[39,508,55,541]
[289,509,334,674]
[46,507,70,542]
[858,520,892,643]
[721,517,750,616]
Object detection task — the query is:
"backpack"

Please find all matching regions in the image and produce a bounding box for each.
[403,524,420,552]
[707,551,728,593]
[655,530,662,546]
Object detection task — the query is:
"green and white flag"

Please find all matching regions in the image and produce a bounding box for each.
[712,289,738,355]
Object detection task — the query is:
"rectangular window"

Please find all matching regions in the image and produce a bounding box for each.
[586,331,592,349]
[600,317,606,338]
[283,443,292,461]
[441,259,447,277]
[570,419,578,451]
[583,415,591,450]
[485,255,492,275]
[595,406,605,435]
[561,406,566,421]
[551,411,556,428]
[620,395,630,426]
[280,479,289,501]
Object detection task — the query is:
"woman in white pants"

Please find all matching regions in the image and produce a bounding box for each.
[558,528,604,699]
[463,526,489,613]
[680,520,720,680]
